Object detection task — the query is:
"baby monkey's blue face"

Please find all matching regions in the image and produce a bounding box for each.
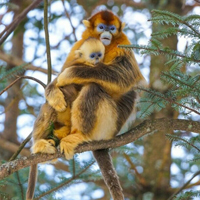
[89,52,103,64]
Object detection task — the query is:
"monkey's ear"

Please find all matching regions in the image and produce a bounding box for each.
[82,20,91,28]
[75,50,82,58]
[121,22,126,30]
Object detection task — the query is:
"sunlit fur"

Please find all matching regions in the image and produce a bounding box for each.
[32,38,105,153]
[28,10,145,200]
[27,38,106,200]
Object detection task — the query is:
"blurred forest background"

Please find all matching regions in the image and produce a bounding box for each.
[1,0,200,199]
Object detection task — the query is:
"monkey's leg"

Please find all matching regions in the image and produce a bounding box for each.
[92,90,137,200]
[93,149,124,200]
[26,103,58,200]
[31,103,57,154]
[59,83,117,159]
[60,84,124,199]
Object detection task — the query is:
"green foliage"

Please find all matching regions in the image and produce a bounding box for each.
[34,157,98,200]
[0,63,30,83]
[166,134,200,153]
[0,167,29,200]
[120,10,200,119]
[120,9,200,199]
[174,190,200,200]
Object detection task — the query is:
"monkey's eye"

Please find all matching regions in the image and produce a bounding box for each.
[98,53,102,57]
[97,24,105,32]
[90,53,96,58]
[109,25,116,33]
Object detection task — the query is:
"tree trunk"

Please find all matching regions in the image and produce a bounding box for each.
[142,1,184,199]
[0,0,26,161]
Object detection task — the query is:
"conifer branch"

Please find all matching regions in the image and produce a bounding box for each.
[161,72,200,93]
[1,118,200,180]
[34,161,95,199]
[151,10,200,38]
[138,87,200,115]
[168,170,200,200]
[166,134,200,152]
[118,45,200,63]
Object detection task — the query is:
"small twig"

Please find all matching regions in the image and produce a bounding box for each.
[61,0,77,42]
[118,45,200,63]
[0,0,43,45]
[19,76,46,88]
[34,161,95,200]
[167,170,200,200]
[123,153,147,186]
[166,134,200,152]
[0,76,46,96]
[0,76,21,96]
[9,132,32,161]
[137,87,200,116]
[16,171,24,200]
[44,0,52,84]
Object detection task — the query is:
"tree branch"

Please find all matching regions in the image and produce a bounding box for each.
[0,138,30,157]
[168,170,200,200]
[0,51,58,75]
[0,75,46,96]
[1,118,200,180]
[0,0,43,45]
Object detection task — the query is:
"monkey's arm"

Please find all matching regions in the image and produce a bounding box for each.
[45,78,67,112]
[57,55,143,96]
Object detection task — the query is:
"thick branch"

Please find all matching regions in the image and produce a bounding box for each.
[1,118,200,180]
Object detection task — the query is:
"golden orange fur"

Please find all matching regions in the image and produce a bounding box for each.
[27,10,145,200]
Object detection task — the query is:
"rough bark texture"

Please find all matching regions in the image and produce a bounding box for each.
[1,118,200,180]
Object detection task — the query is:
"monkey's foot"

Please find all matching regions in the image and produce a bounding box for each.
[59,138,75,160]
[54,126,70,140]
[59,133,87,160]
[32,139,57,154]
[46,87,66,112]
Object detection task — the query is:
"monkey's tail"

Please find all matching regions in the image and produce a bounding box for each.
[93,149,124,200]
[26,164,38,200]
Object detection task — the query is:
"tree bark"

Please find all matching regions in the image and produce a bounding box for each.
[142,1,185,199]
[0,0,26,161]
[1,118,200,180]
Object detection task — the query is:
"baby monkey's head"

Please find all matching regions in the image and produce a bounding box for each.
[75,37,105,65]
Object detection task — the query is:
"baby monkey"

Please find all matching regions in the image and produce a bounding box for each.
[32,37,105,154]
[75,37,105,65]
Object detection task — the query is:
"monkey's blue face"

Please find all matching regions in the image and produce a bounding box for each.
[90,52,103,64]
[97,24,117,34]
[96,24,117,46]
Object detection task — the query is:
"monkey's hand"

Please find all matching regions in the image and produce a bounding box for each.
[56,68,73,87]
[45,80,67,112]
[32,139,57,154]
